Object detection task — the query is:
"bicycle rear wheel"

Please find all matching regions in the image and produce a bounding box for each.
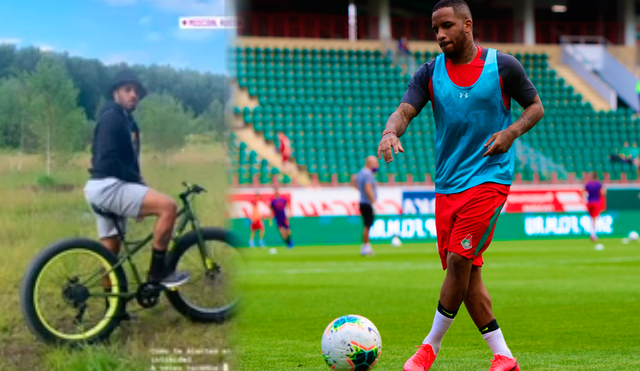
[20,238,128,345]
[165,227,241,323]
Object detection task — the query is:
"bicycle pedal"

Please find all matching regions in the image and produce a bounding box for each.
[143,282,165,291]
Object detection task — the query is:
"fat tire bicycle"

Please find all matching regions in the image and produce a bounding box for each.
[20,182,241,345]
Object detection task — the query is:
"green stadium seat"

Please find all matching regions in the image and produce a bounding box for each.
[233,47,635,184]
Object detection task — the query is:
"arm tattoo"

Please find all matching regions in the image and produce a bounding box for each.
[384,103,418,138]
[507,95,544,138]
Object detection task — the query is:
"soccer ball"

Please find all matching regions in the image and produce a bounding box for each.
[629,231,639,241]
[321,314,382,371]
[391,236,402,247]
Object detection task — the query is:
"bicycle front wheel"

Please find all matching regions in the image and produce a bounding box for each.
[165,227,241,323]
[20,238,128,345]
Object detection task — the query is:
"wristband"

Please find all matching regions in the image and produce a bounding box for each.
[382,130,397,137]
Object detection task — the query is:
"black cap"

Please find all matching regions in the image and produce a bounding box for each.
[109,69,147,99]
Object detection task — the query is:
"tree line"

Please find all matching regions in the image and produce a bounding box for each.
[0,45,227,174]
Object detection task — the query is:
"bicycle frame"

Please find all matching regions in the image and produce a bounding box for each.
[88,193,212,300]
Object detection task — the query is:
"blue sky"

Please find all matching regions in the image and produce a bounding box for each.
[0,0,233,74]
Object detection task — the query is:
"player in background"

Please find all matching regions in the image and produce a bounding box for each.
[378,1,544,370]
[249,193,266,248]
[584,172,605,241]
[631,142,640,186]
[609,141,640,170]
[355,156,379,256]
[634,142,640,199]
[609,141,640,197]
[277,131,292,172]
[270,186,294,248]
[636,80,640,114]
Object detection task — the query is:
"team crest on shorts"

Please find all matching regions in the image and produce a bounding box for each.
[461,234,473,250]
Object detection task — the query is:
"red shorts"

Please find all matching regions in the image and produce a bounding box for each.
[587,201,602,218]
[436,183,510,270]
[282,153,290,163]
[250,219,264,231]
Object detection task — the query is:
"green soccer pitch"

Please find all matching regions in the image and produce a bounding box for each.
[233,238,640,371]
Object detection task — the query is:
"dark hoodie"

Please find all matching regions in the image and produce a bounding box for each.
[89,101,142,183]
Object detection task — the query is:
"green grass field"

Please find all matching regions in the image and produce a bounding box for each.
[234,238,640,370]
[0,145,232,371]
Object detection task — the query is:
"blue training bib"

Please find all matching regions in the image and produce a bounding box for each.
[431,48,514,194]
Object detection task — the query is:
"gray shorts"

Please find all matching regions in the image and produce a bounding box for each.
[84,178,149,238]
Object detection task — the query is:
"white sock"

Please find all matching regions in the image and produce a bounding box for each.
[423,311,454,355]
[482,329,513,358]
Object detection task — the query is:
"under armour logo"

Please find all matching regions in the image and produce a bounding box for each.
[459,92,468,98]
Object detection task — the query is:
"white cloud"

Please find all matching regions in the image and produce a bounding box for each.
[102,0,138,5]
[152,0,225,15]
[0,38,21,45]
[103,55,128,65]
[101,0,226,15]
[37,44,54,52]
[105,52,189,70]
[146,32,162,42]
[139,15,153,25]
[102,51,148,65]
[161,55,190,69]
[173,28,215,41]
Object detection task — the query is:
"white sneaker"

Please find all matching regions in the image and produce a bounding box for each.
[360,245,374,256]
[158,271,190,289]
[148,270,190,289]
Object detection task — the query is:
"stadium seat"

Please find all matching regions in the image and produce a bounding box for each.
[235,46,640,184]
[227,133,281,185]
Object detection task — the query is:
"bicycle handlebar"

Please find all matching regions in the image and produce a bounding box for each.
[179,181,207,200]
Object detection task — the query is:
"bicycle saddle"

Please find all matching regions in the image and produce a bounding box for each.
[90,204,119,220]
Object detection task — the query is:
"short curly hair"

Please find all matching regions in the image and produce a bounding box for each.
[432,0,472,20]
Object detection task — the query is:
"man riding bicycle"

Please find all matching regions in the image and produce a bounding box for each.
[84,69,189,288]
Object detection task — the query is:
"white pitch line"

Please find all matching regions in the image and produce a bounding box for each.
[239,256,640,276]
